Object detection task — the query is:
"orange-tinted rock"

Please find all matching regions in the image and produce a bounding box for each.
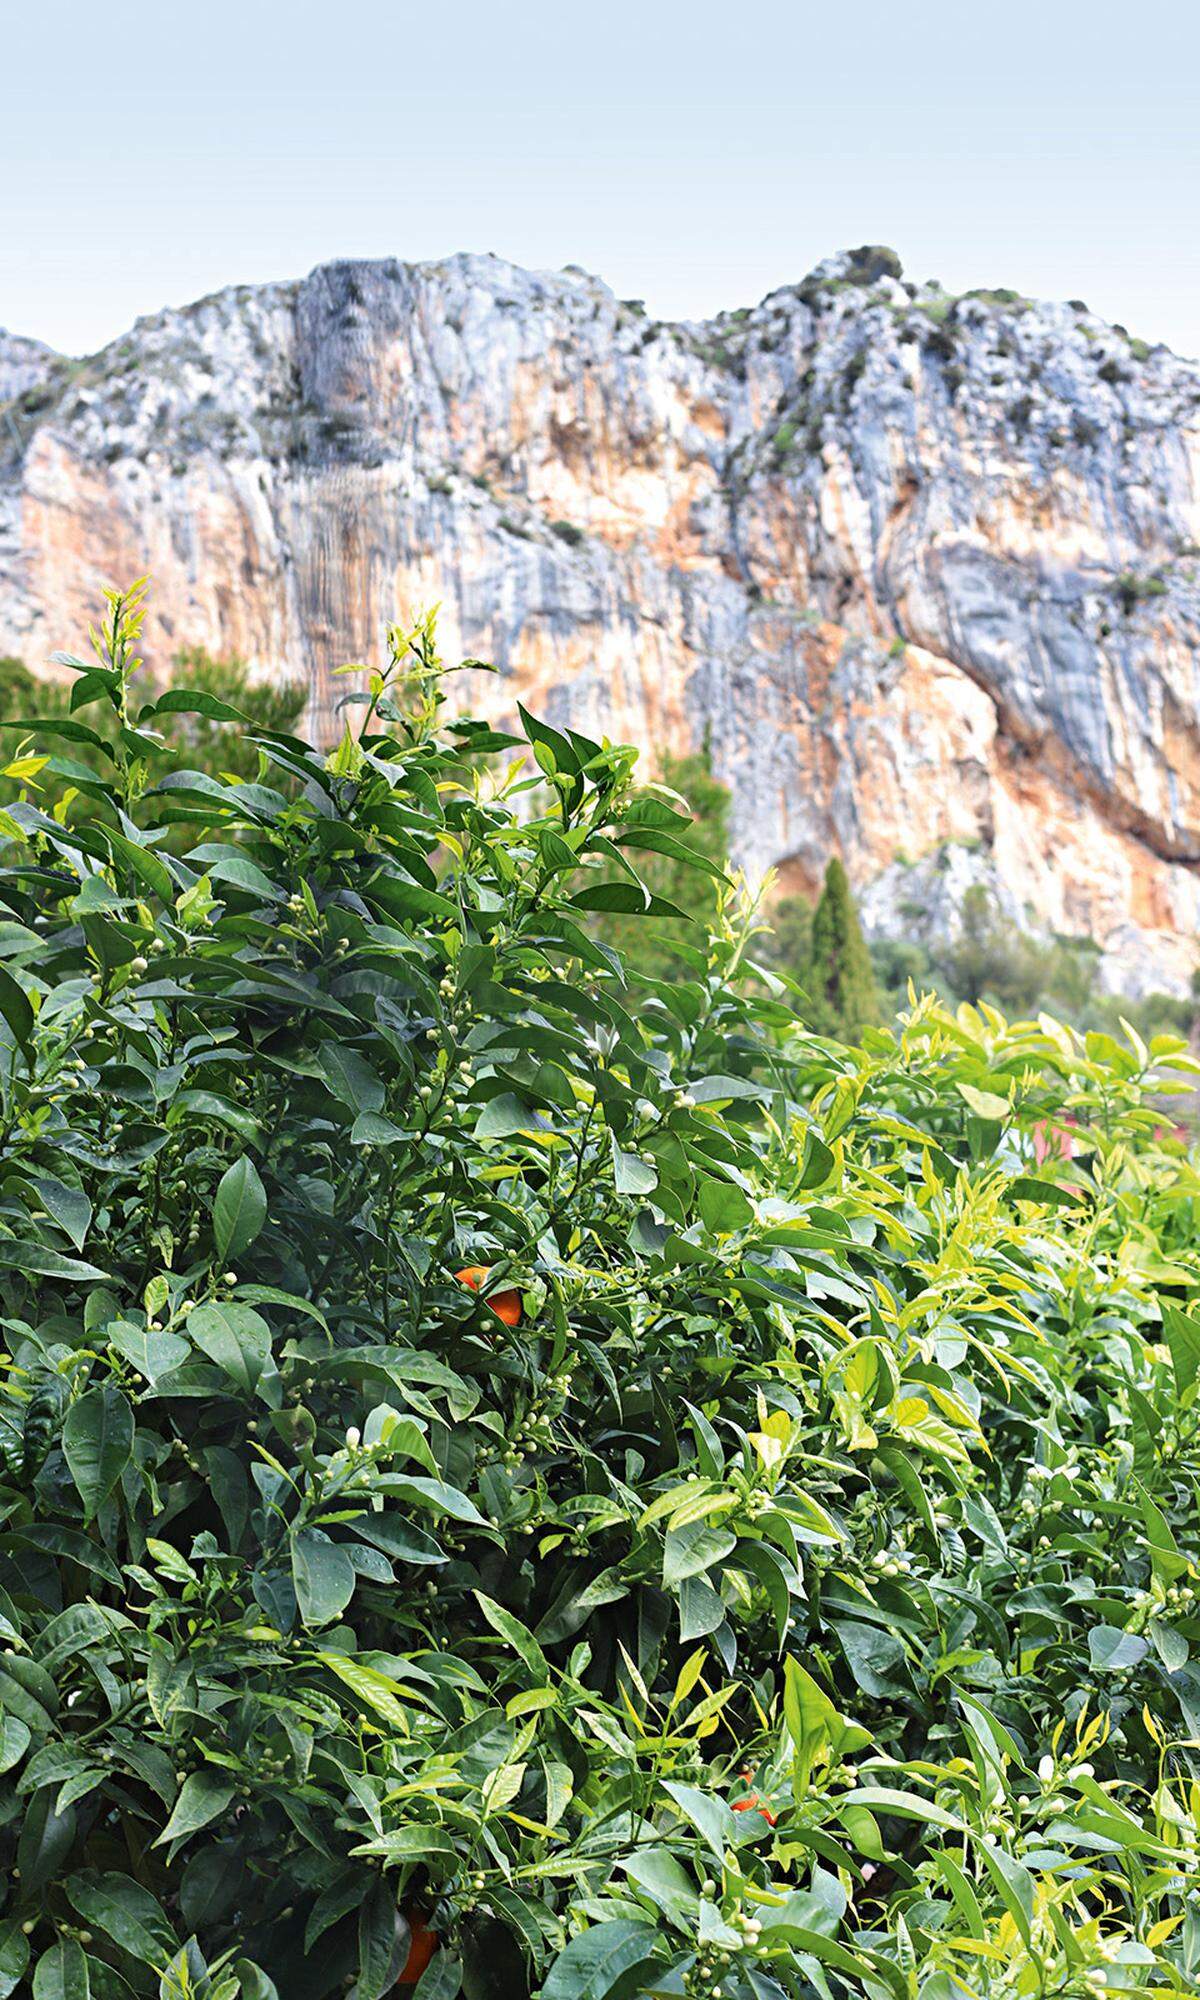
[3,250,1199,994]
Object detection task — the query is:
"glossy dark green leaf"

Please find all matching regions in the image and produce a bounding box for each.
[213,1155,267,1263]
[62,1386,134,1520]
[0,1921,30,2000]
[155,1770,238,1847]
[29,1175,92,1250]
[539,1921,662,2000]
[292,1529,357,1629]
[0,965,33,1049]
[187,1300,272,1394]
[32,1937,90,2000]
[66,1871,178,1965]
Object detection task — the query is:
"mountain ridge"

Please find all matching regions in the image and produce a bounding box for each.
[3,245,1199,993]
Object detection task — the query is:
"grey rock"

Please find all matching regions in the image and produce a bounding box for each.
[2,247,1199,993]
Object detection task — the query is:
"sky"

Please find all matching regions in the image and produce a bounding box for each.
[3,0,1199,360]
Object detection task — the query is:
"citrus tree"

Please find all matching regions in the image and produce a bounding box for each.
[0,587,1197,1999]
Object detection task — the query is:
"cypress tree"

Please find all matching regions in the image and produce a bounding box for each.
[807,855,880,1038]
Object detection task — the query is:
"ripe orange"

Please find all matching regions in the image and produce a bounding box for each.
[455,1264,522,1327]
[397,1913,438,1985]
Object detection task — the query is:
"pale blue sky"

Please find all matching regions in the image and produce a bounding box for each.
[4,0,1199,358]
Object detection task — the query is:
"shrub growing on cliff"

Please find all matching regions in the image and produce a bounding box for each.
[0,590,1198,1998]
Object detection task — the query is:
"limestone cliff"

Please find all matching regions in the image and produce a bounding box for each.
[3,247,1199,994]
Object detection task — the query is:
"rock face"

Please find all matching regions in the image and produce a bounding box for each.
[2,248,1200,994]
[0,330,60,406]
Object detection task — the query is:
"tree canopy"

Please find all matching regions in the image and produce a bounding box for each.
[0,589,1196,1999]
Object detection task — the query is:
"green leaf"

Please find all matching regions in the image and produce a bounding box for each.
[187,1300,272,1394]
[66,1871,178,1965]
[473,1592,550,1681]
[17,1524,123,1589]
[232,1965,281,2000]
[62,1386,134,1520]
[317,1652,422,1730]
[318,1044,386,1113]
[206,854,286,900]
[1163,1305,1200,1395]
[168,1089,260,1143]
[783,1657,837,1793]
[213,1155,267,1263]
[0,1240,107,1283]
[839,1786,965,1832]
[797,1130,835,1190]
[155,1769,238,1847]
[660,1781,737,1860]
[151,688,251,723]
[540,1921,663,2000]
[697,1177,754,1233]
[662,1519,737,1587]
[351,1827,460,1861]
[621,1849,699,1931]
[612,1141,657,1195]
[1008,1175,1085,1207]
[0,1919,30,2000]
[17,1789,76,1893]
[356,1878,399,2000]
[688,1074,763,1105]
[104,828,173,902]
[956,1081,1010,1120]
[1088,1625,1149,1671]
[0,1716,30,1774]
[106,1321,191,1383]
[350,1111,408,1145]
[1149,1618,1189,1672]
[474,1092,540,1140]
[32,1938,90,2000]
[977,1844,1034,1949]
[29,1175,92,1250]
[0,965,33,1049]
[678,1573,724,1641]
[835,1620,908,1696]
[412,1953,462,2000]
[292,1529,357,1629]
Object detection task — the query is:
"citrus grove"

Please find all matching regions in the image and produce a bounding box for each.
[0,586,1197,1997]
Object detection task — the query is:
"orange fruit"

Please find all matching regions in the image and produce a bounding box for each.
[397,1913,438,1985]
[455,1265,522,1327]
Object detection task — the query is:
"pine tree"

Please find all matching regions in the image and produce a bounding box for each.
[806,855,880,1038]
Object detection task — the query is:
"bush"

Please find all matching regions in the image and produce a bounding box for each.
[841,246,903,287]
[1116,570,1169,615]
[592,748,732,983]
[0,630,306,806]
[0,589,1198,1998]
